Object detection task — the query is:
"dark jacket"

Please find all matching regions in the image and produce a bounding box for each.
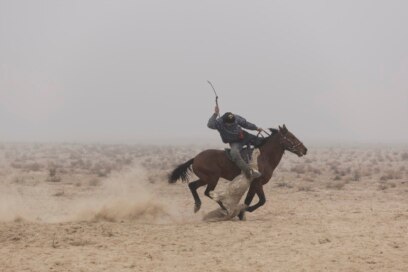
[207,113,258,143]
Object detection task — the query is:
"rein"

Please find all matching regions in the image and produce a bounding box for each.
[256,129,271,138]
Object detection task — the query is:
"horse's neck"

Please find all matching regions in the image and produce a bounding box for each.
[259,135,285,170]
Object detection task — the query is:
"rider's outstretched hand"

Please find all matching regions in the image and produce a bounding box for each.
[214,105,219,115]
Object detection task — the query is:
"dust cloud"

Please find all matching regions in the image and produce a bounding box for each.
[0,162,181,224]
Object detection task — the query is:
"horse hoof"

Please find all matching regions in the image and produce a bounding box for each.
[238,211,246,221]
[217,201,228,212]
[194,203,201,213]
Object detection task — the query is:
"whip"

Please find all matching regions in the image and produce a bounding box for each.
[207,80,220,117]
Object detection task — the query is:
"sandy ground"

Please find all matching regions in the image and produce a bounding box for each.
[0,143,407,271]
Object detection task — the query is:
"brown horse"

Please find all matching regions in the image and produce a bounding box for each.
[168,124,307,219]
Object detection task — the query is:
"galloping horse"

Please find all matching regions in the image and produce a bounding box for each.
[168,124,307,219]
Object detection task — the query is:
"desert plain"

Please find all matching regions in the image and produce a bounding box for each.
[0,142,407,272]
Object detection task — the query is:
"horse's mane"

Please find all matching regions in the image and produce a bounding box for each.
[255,128,279,148]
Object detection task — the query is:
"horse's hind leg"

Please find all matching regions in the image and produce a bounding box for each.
[188,179,206,213]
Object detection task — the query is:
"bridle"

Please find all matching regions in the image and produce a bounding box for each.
[279,132,303,153]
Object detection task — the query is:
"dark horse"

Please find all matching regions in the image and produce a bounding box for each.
[168,124,307,219]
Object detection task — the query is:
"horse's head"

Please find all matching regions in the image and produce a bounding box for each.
[276,124,307,157]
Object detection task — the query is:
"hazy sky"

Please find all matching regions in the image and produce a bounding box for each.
[1,0,407,144]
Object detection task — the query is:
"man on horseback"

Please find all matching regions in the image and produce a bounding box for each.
[207,105,263,180]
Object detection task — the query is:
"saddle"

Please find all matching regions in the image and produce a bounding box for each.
[224,131,264,163]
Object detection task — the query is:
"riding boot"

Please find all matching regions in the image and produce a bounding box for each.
[230,143,262,180]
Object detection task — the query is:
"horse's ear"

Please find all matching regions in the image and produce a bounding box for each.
[283,124,288,132]
[278,125,282,131]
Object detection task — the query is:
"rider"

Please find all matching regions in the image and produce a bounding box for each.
[207,105,263,180]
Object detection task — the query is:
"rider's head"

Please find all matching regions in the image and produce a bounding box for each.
[222,112,235,124]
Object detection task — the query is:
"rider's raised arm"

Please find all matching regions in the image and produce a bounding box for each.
[207,113,218,129]
[235,115,258,130]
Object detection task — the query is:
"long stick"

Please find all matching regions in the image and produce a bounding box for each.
[207,80,220,117]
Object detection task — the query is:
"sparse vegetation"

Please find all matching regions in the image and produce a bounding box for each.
[1,143,407,272]
[1,143,407,209]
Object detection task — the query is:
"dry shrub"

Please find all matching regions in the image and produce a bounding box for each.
[278,166,289,172]
[303,176,315,182]
[69,239,93,247]
[379,175,388,181]
[48,176,61,182]
[304,158,316,163]
[53,190,65,197]
[401,152,408,161]
[92,162,112,177]
[58,168,68,174]
[370,159,378,165]
[88,178,101,186]
[276,181,293,188]
[49,167,57,177]
[378,183,388,190]
[351,170,361,181]
[21,162,42,172]
[329,164,348,177]
[96,168,110,177]
[326,181,347,190]
[333,175,342,181]
[291,165,306,174]
[10,162,22,169]
[14,216,24,223]
[115,156,133,167]
[12,176,25,184]
[373,167,380,174]
[297,185,312,192]
[307,166,321,175]
[47,164,61,182]
[380,170,402,181]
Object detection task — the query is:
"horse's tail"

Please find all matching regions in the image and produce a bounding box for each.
[168,158,194,183]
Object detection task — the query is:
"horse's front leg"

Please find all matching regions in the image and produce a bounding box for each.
[237,181,257,220]
[246,181,266,212]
